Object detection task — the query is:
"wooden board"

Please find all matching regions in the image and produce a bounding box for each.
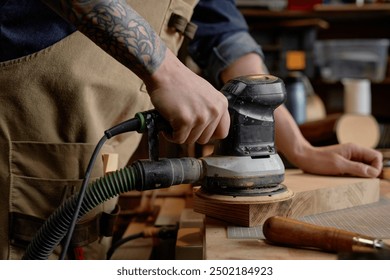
[204,179,390,260]
[204,217,390,260]
[193,170,380,227]
[204,217,337,260]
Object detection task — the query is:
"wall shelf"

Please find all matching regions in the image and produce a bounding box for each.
[240,4,390,120]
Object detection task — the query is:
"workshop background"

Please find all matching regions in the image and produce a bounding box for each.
[104,0,390,261]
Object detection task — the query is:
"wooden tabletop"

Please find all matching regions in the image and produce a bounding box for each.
[203,179,390,260]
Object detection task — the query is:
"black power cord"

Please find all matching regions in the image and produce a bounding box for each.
[59,135,107,260]
[106,232,144,260]
[59,116,143,259]
[106,226,178,260]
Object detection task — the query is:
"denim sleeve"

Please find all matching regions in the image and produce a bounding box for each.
[188,0,264,88]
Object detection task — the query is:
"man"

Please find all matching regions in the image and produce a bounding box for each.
[0,0,382,259]
[1,0,228,259]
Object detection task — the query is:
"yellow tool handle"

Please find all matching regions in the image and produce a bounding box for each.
[263,216,374,253]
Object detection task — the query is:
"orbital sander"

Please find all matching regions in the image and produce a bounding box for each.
[199,74,291,199]
[127,74,294,206]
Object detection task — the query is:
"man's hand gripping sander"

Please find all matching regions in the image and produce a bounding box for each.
[133,74,291,197]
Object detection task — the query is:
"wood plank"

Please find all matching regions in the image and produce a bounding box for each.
[204,217,337,260]
[175,227,203,260]
[204,179,390,260]
[204,217,390,260]
[102,153,119,174]
[193,170,380,227]
[154,198,186,227]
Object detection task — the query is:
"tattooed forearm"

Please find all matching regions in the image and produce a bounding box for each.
[41,0,166,76]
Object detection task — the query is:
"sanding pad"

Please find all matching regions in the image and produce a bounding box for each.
[194,185,294,205]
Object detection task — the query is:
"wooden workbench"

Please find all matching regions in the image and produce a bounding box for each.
[202,179,390,260]
[114,172,389,260]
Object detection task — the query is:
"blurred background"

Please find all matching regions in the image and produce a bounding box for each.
[235,0,390,154]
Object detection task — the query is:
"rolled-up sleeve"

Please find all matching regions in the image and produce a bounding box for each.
[188,0,264,88]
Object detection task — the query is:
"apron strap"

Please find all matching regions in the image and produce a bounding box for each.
[168,13,198,40]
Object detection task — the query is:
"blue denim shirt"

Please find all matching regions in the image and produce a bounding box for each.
[0,0,263,88]
[189,0,264,88]
[0,0,76,62]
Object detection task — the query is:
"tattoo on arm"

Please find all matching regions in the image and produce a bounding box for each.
[41,0,166,76]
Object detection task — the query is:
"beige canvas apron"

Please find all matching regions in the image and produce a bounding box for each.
[0,0,197,260]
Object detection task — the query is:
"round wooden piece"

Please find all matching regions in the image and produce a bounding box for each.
[335,114,380,148]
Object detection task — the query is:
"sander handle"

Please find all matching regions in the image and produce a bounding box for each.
[263,216,383,253]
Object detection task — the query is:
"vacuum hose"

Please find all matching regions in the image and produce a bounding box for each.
[22,157,203,260]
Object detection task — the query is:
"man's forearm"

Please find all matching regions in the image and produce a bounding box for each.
[41,0,166,77]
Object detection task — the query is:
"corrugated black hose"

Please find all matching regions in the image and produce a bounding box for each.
[22,157,202,260]
[22,110,203,260]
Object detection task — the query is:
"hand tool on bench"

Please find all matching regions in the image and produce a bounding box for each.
[263,216,390,255]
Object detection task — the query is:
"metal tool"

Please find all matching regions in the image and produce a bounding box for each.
[200,74,288,197]
[263,216,390,254]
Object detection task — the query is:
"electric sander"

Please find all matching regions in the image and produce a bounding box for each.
[22,74,294,260]
[127,74,294,201]
[199,74,292,199]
